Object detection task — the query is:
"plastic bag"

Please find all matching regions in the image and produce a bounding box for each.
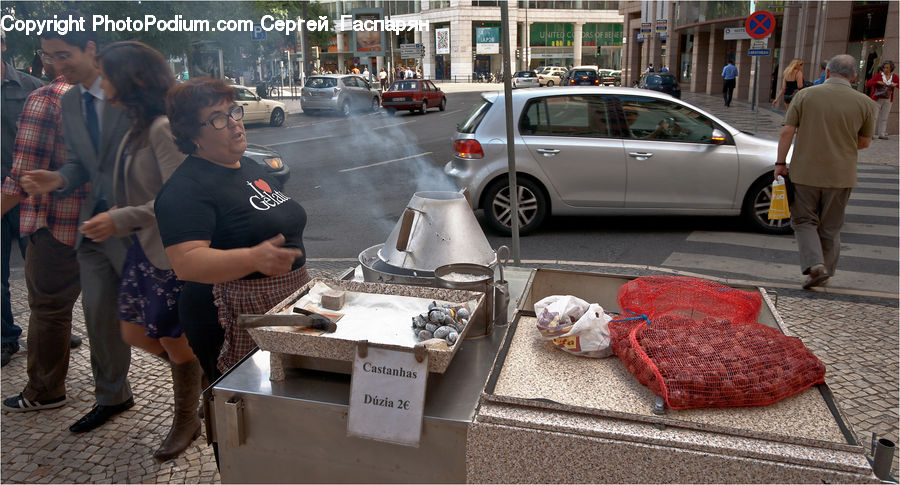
[549,303,613,358]
[535,295,590,338]
[767,176,790,220]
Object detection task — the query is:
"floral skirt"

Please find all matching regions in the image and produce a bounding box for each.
[118,238,184,339]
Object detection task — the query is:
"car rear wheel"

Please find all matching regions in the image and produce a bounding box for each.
[742,176,793,235]
[439,97,446,111]
[482,177,548,236]
[341,101,352,117]
[370,97,380,112]
[269,108,285,127]
[546,80,555,87]
[419,100,428,114]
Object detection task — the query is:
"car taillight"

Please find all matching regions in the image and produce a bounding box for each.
[594,79,600,85]
[570,79,575,85]
[453,139,483,159]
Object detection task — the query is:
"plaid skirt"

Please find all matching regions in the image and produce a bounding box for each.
[213,265,311,373]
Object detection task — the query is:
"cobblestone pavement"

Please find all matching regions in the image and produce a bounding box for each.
[2,86,897,483]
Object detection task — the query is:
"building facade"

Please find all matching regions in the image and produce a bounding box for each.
[309,1,624,81]
[619,1,898,134]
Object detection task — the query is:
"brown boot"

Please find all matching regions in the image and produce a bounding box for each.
[154,359,203,462]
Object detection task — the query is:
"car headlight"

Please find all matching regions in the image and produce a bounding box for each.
[264,157,283,169]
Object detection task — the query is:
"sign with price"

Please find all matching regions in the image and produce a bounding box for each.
[348,346,428,446]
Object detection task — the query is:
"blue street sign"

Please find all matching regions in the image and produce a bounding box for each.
[252,24,266,41]
[748,49,771,56]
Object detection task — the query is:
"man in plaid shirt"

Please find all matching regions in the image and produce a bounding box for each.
[0,66,87,411]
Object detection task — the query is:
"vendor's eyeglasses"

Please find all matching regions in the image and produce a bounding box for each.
[39,50,72,65]
[200,105,243,129]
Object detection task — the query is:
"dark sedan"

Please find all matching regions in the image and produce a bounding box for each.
[564,68,600,86]
[245,143,290,184]
[639,72,681,98]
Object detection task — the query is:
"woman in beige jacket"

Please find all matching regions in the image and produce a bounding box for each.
[79,41,200,462]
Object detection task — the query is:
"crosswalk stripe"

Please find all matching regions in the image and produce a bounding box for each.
[857,181,899,190]
[858,173,899,180]
[842,222,900,237]
[686,231,898,261]
[844,205,898,217]
[850,192,898,202]
[662,253,899,294]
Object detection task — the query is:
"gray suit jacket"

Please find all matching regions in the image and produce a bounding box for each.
[56,86,129,248]
[109,117,185,269]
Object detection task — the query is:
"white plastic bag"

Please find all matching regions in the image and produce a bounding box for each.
[534,295,590,338]
[549,303,613,358]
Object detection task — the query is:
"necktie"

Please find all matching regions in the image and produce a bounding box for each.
[83,91,99,153]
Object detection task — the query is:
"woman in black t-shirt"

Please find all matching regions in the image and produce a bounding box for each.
[155,78,309,381]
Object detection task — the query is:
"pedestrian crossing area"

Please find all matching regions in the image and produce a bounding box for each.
[662,164,899,296]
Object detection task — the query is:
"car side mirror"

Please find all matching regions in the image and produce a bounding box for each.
[711,128,727,145]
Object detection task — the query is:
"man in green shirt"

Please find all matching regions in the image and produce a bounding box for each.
[774,54,876,290]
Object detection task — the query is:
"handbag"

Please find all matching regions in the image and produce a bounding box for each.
[873,84,891,99]
[767,176,790,220]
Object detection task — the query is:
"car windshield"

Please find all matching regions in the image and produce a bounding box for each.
[573,70,597,78]
[390,81,419,91]
[643,75,676,86]
[306,77,337,88]
[458,98,492,134]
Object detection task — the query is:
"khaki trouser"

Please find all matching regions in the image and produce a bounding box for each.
[875,97,892,137]
[23,229,81,401]
[789,183,852,276]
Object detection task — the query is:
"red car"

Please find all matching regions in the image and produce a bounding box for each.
[381,79,447,115]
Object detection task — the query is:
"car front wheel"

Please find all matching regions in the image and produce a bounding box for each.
[482,177,548,236]
[742,176,793,235]
[439,97,446,111]
[269,108,285,127]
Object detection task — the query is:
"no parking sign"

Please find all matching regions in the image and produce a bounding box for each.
[745,11,775,39]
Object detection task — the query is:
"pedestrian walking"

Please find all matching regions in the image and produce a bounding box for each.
[721,60,738,107]
[1,33,44,367]
[379,68,388,90]
[645,63,654,73]
[773,59,804,107]
[19,12,135,433]
[774,54,876,290]
[865,60,897,140]
[94,41,201,461]
[1,61,84,412]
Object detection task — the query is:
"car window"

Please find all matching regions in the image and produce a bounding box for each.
[573,70,597,78]
[342,77,361,88]
[392,81,419,91]
[306,77,337,88]
[458,98,492,134]
[519,95,612,138]
[427,81,438,91]
[234,88,256,101]
[616,95,715,143]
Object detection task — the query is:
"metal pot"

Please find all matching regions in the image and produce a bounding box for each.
[434,263,495,338]
[378,191,496,273]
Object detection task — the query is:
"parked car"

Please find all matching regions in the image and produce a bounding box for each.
[244,143,290,184]
[512,70,539,89]
[300,74,381,116]
[232,85,287,126]
[537,66,567,87]
[444,87,791,236]
[563,66,600,86]
[638,72,681,98]
[380,79,447,114]
[598,69,622,86]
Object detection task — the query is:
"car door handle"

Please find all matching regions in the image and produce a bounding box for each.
[536,148,560,157]
[628,152,654,160]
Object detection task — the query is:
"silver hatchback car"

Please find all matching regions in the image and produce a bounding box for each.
[445,87,791,235]
[300,74,381,116]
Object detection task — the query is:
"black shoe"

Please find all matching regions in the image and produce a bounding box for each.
[69,397,135,433]
[1,342,20,368]
[69,335,82,349]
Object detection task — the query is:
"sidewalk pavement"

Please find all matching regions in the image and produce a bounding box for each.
[1,259,897,483]
[274,82,898,167]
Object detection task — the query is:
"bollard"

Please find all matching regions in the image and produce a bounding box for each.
[871,433,896,481]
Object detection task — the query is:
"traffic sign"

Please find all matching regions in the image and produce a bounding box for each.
[724,27,751,40]
[251,24,266,41]
[750,37,769,49]
[748,49,771,56]
[745,11,775,39]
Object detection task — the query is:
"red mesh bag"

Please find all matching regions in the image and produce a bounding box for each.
[609,313,826,409]
[616,275,762,324]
